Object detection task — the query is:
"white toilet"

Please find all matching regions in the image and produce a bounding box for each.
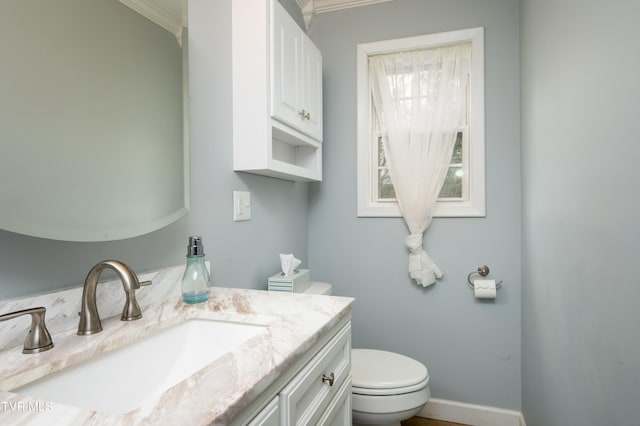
[351,349,430,426]
[301,283,431,426]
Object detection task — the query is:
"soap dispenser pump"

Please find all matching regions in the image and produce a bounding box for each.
[181,236,211,304]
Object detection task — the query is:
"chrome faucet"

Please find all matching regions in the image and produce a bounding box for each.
[77,260,151,336]
[0,307,54,354]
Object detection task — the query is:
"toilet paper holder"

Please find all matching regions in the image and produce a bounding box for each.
[467,265,503,289]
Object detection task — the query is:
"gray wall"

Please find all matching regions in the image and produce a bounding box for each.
[307,0,521,409]
[0,0,308,300]
[521,0,640,424]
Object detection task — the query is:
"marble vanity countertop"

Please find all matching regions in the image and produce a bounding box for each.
[0,287,354,425]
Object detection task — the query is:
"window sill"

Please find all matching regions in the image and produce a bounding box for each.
[356,200,485,218]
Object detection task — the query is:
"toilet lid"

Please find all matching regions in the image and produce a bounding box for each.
[351,349,429,392]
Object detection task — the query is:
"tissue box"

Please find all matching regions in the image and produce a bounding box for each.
[268,269,310,293]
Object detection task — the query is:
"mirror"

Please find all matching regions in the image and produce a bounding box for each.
[0,0,189,242]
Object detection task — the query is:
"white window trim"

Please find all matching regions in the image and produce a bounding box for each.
[356,27,486,218]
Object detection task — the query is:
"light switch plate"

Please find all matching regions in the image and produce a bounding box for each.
[233,191,251,221]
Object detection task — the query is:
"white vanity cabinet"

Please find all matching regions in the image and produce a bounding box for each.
[236,321,352,426]
[232,0,323,182]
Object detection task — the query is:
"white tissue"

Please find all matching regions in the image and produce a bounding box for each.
[474,279,497,299]
[280,254,301,276]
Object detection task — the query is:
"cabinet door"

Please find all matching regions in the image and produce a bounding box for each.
[271,0,302,130]
[317,376,352,426]
[247,397,280,426]
[302,36,323,141]
[280,324,351,425]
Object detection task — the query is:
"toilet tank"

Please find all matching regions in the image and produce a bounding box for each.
[303,281,333,295]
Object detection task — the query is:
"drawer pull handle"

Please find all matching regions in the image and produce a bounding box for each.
[322,372,335,386]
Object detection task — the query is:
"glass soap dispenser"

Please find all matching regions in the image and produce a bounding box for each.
[181,236,211,304]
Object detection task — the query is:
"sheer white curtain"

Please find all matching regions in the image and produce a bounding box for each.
[369,43,471,287]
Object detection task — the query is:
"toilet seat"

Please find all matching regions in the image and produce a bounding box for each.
[352,376,430,396]
[352,349,429,396]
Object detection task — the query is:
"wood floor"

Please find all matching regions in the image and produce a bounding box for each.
[401,416,470,426]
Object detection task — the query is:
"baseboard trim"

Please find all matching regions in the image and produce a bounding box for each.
[418,398,525,426]
[519,412,527,426]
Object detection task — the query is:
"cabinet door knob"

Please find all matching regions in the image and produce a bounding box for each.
[321,372,335,386]
[298,110,311,120]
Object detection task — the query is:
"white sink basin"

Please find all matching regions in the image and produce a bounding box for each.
[12,319,266,414]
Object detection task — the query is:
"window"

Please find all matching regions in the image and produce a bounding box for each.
[357,27,485,217]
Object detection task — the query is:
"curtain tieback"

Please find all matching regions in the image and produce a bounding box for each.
[405,233,443,287]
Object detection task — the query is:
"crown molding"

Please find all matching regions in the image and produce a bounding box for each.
[119,0,187,43]
[296,0,393,28]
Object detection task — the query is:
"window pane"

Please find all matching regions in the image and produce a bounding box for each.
[438,166,463,198]
[377,132,464,201]
[438,132,463,199]
[378,168,396,199]
[450,132,463,163]
[378,137,387,166]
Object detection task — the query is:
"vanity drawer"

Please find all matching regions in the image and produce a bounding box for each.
[280,323,351,425]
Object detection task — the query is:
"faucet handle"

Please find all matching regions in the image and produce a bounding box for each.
[0,307,54,354]
[122,279,153,321]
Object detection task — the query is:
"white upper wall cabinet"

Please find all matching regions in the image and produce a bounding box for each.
[271,4,323,142]
[232,0,323,182]
[301,36,323,140]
